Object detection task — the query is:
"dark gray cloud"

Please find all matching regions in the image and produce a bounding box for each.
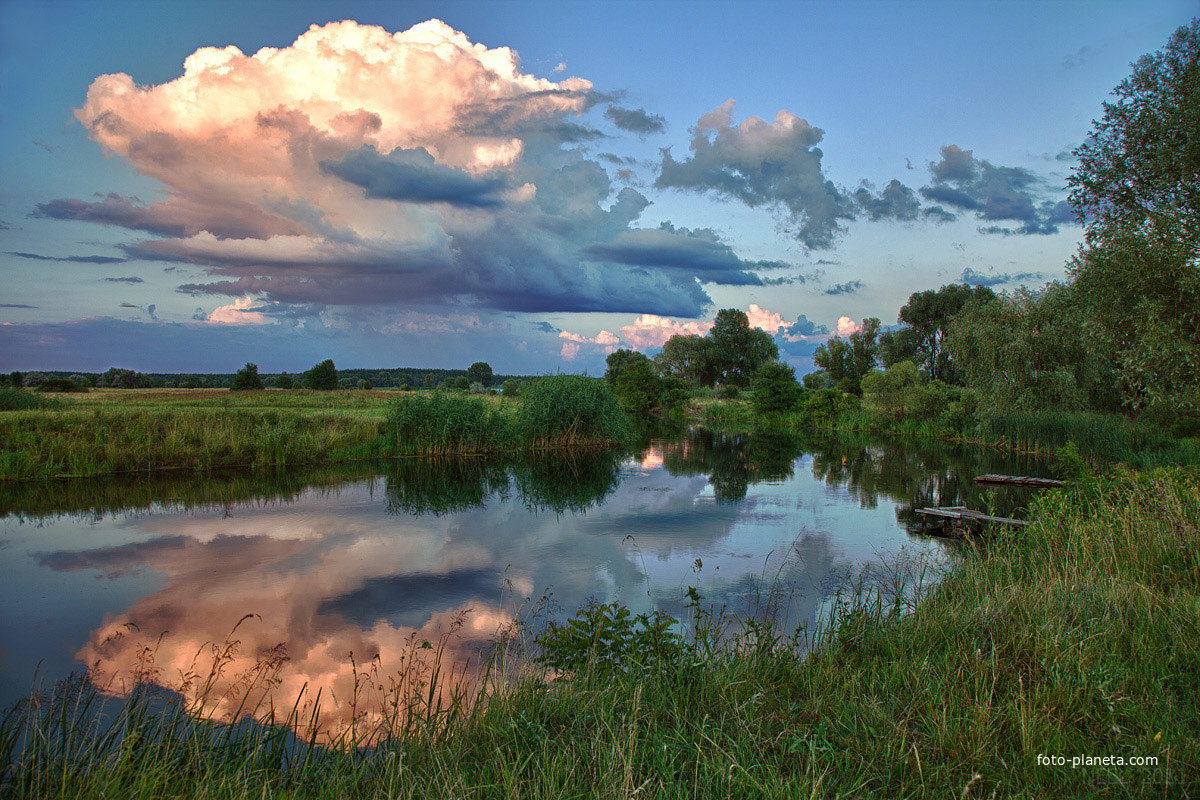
[598,153,636,165]
[852,179,920,222]
[0,303,37,309]
[33,193,302,240]
[959,267,1045,287]
[6,250,127,264]
[103,276,144,283]
[604,105,666,135]
[322,147,509,208]
[580,221,783,286]
[655,100,856,249]
[783,314,828,338]
[922,205,956,223]
[919,145,1075,235]
[823,280,863,296]
[535,321,561,334]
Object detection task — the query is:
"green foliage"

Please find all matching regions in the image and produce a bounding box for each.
[468,381,486,395]
[466,361,494,386]
[537,601,688,677]
[35,377,86,393]
[750,361,802,414]
[606,350,685,413]
[707,308,779,387]
[947,284,1119,413]
[357,379,372,390]
[230,362,264,391]
[500,378,519,397]
[451,376,471,391]
[801,369,833,390]
[517,375,631,447]
[813,318,881,394]
[303,359,338,390]
[1069,19,1200,241]
[97,367,150,389]
[653,334,716,386]
[881,284,997,382]
[0,386,58,411]
[273,373,294,389]
[1069,217,1200,415]
[8,371,24,387]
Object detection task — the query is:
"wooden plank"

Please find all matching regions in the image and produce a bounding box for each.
[916,507,1029,527]
[973,474,1066,488]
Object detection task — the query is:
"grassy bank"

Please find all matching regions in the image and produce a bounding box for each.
[699,394,1200,469]
[4,466,1197,798]
[0,379,630,480]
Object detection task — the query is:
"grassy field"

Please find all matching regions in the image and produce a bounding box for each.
[3,466,1196,798]
[0,384,627,480]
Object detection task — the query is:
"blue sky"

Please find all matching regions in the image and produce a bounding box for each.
[1,0,1194,374]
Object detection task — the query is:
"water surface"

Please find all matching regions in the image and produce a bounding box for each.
[0,426,1050,733]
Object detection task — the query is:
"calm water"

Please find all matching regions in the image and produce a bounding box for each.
[0,426,1049,732]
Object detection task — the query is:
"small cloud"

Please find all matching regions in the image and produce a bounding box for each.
[824,280,863,296]
[836,316,861,336]
[6,250,127,264]
[206,296,269,325]
[959,267,1045,287]
[603,105,666,135]
[0,303,38,309]
[103,276,145,283]
[535,321,561,334]
[553,61,567,73]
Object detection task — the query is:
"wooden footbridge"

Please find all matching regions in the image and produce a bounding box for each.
[914,473,1067,538]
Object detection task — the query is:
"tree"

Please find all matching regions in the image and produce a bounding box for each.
[304,359,339,390]
[751,362,802,414]
[451,376,471,391]
[466,362,494,387]
[653,335,715,386]
[501,379,519,397]
[97,367,150,389]
[707,309,778,387]
[881,284,997,381]
[605,349,684,412]
[357,379,373,390]
[1068,20,1200,241]
[274,373,294,389]
[812,318,881,394]
[604,350,647,387]
[945,284,1118,413]
[9,372,24,387]
[231,362,265,391]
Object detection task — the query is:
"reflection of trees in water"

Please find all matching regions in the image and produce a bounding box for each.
[806,433,1049,533]
[384,450,626,516]
[657,427,806,502]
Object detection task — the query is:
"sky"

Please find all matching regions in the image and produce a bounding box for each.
[1,0,1195,375]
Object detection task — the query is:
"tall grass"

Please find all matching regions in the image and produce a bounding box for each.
[0,387,59,411]
[0,408,382,480]
[381,378,630,455]
[4,467,1196,798]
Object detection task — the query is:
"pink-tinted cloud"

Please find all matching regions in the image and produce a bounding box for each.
[745,303,786,335]
[836,316,861,336]
[206,296,269,325]
[616,314,712,349]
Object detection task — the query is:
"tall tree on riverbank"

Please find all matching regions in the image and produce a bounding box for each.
[880,284,996,382]
[1068,19,1200,415]
[230,362,264,391]
[707,309,778,387]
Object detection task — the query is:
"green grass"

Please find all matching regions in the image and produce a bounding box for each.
[0,382,629,480]
[4,467,1197,798]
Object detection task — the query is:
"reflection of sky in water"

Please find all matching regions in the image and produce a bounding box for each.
[0,430,1046,734]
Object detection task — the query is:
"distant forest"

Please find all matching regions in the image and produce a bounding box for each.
[17,367,533,390]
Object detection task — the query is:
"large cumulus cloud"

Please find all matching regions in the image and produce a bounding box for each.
[41,20,785,318]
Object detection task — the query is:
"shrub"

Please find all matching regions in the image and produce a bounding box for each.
[501,379,519,397]
[357,379,373,390]
[230,362,265,391]
[273,373,294,389]
[714,384,740,400]
[451,376,471,391]
[751,362,802,414]
[518,375,631,447]
[36,377,87,393]
[468,381,486,395]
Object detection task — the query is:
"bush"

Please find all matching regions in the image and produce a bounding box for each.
[451,376,471,392]
[97,367,150,389]
[468,381,486,395]
[518,375,631,447]
[714,384,740,400]
[303,359,338,390]
[751,362,802,414]
[0,387,58,410]
[273,373,294,389]
[230,363,265,391]
[357,379,372,390]
[501,379,519,397]
[36,377,87,393]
